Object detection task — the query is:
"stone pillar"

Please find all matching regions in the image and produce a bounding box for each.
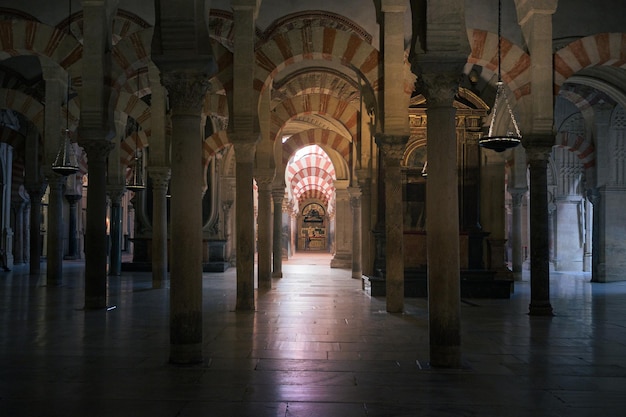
[23,202,30,264]
[149,166,170,288]
[25,185,43,274]
[271,188,284,278]
[256,174,273,290]
[161,72,208,364]
[45,173,65,286]
[222,200,234,263]
[524,140,554,316]
[421,72,463,368]
[349,186,363,279]
[583,195,592,272]
[12,200,26,264]
[357,173,373,276]
[509,188,526,277]
[80,139,114,308]
[588,189,601,282]
[231,140,257,311]
[374,135,408,312]
[330,182,352,268]
[107,186,125,276]
[64,194,82,260]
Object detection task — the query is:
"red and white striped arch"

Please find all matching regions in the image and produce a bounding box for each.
[202,131,231,168]
[254,26,381,94]
[271,93,358,142]
[282,129,351,166]
[554,33,626,91]
[286,145,336,206]
[468,29,531,101]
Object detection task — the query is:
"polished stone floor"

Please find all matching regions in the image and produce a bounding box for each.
[1,253,626,416]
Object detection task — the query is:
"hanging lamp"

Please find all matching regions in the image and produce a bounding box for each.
[51,0,79,175]
[126,73,146,191]
[479,0,522,152]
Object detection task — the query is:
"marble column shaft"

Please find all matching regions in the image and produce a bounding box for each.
[45,174,65,286]
[149,167,170,289]
[12,202,25,264]
[81,139,114,309]
[357,175,373,276]
[65,194,81,260]
[510,189,526,277]
[349,187,363,279]
[25,186,43,274]
[271,189,284,278]
[375,135,408,313]
[425,97,462,368]
[163,72,208,364]
[256,177,273,290]
[107,187,124,276]
[232,140,257,311]
[525,142,554,316]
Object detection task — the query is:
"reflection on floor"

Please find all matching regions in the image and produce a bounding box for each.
[1,253,626,416]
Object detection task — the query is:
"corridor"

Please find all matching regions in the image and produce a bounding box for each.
[1,255,625,416]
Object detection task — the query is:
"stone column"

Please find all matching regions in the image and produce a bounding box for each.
[509,188,526,277]
[107,186,125,276]
[162,72,208,364]
[64,194,82,260]
[583,195,592,272]
[349,186,363,279]
[271,188,284,278]
[231,140,257,311]
[523,139,554,316]
[421,71,464,368]
[374,135,408,312]
[356,173,373,276]
[23,202,30,264]
[12,201,26,265]
[45,172,66,286]
[255,174,273,290]
[330,182,352,268]
[25,185,43,274]
[149,166,170,288]
[222,200,234,263]
[79,139,114,308]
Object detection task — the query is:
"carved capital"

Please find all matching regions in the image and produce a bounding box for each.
[148,166,171,190]
[348,186,362,208]
[271,189,285,203]
[107,185,126,204]
[523,134,554,162]
[232,141,257,164]
[375,134,409,165]
[419,71,462,108]
[162,71,210,114]
[79,139,115,164]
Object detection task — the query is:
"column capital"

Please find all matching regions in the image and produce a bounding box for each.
[231,140,258,164]
[375,133,409,165]
[65,193,82,204]
[271,188,285,201]
[381,0,407,12]
[254,169,275,189]
[419,70,463,108]
[148,166,171,190]
[509,187,527,207]
[107,185,126,204]
[161,71,210,115]
[523,134,554,162]
[349,186,362,208]
[79,139,115,164]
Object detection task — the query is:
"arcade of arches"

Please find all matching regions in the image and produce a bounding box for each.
[0,0,625,367]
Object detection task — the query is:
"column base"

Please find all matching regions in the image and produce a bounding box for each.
[272,272,283,278]
[429,345,462,369]
[528,302,554,316]
[169,343,203,365]
[330,253,352,268]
